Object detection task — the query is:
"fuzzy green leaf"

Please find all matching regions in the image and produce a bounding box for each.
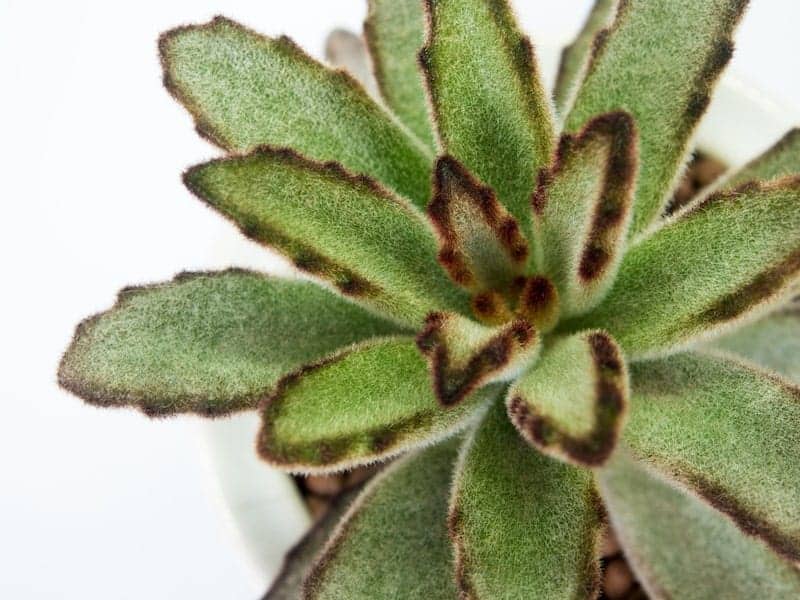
[507,330,628,467]
[324,29,377,94]
[364,0,436,150]
[624,352,800,563]
[264,485,363,600]
[568,178,800,359]
[553,0,618,115]
[722,128,800,190]
[58,270,399,416]
[160,16,432,206]
[417,312,539,407]
[428,157,529,294]
[533,112,637,317]
[449,399,603,600]
[303,438,462,599]
[565,0,748,235]
[599,451,800,599]
[184,148,470,327]
[258,337,495,473]
[420,0,555,233]
[710,305,800,382]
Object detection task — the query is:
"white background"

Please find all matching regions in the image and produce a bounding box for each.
[1,1,799,598]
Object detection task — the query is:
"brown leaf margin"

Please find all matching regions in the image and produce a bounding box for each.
[507,331,629,467]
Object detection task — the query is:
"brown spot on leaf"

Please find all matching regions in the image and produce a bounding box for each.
[507,331,628,467]
[416,313,536,407]
[517,276,560,332]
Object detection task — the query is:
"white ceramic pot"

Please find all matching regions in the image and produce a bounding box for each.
[200,42,800,592]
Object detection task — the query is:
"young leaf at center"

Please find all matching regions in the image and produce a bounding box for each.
[507,330,629,467]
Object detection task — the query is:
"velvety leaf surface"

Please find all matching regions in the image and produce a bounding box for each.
[185,148,470,327]
[449,399,603,600]
[532,112,637,317]
[553,0,618,115]
[364,0,436,150]
[599,452,800,600]
[710,305,800,382]
[304,438,461,599]
[324,29,377,95]
[568,178,800,358]
[565,0,748,235]
[58,270,399,416]
[722,128,800,190]
[428,157,529,294]
[417,312,539,406]
[624,352,800,562]
[507,330,628,467]
[258,337,494,473]
[264,485,363,600]
[160,17,432,206]
[420,0,555,233]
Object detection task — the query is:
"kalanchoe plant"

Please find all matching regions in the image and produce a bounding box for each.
[58,0,800,597]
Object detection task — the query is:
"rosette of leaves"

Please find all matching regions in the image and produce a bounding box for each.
[59,0,800,598]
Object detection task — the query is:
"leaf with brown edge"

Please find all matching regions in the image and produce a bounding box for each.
[532,111,637,318]
[722,127,800,190]
[709,304,800,383]
[420,0,555,235]
[553,0,619,115]
[364,0,436,151]
[416,312,539,407]
[184,147,470,328]
[566,177,800,359]
[428,156,529,295]
[258,337,495,474]
[159,16,433,207]
[449,398,604,600]
[263,484,364,600]
[303,436,463,600]
[507,330,628,467]
[58,270,401,417]
[599,451,800,600]
[564,0,749,236]
[622,351,800,565]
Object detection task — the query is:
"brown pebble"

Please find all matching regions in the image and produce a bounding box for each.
[304,474,344,496]
[693,155,726,186]
[601,527,621,558]
[306,495,331,521]
[604,558,634,599]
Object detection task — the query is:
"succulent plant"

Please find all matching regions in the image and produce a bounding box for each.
[58,0,800,598]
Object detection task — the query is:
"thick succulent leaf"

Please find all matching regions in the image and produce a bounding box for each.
[624,351,800,563]
[258,337,494,473]
[160,17,432,206]
[710,305,800,382]
[364,0,436,150]
[599,451,800,599]
[58,270,399,417]
[303,438,461,599]
[185,148,470,327]
[420,0,555,233]
[564,0,748,235]
[722,128,800,190]
[532,112,637,317]
[428,156,529,294]
[507,330,628,467]
[568,178,800,359]
[553,0,618,115]
[324,29,377,95]
[416,312,539,407]
[449,398,603,600]
[264,485,363,600]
